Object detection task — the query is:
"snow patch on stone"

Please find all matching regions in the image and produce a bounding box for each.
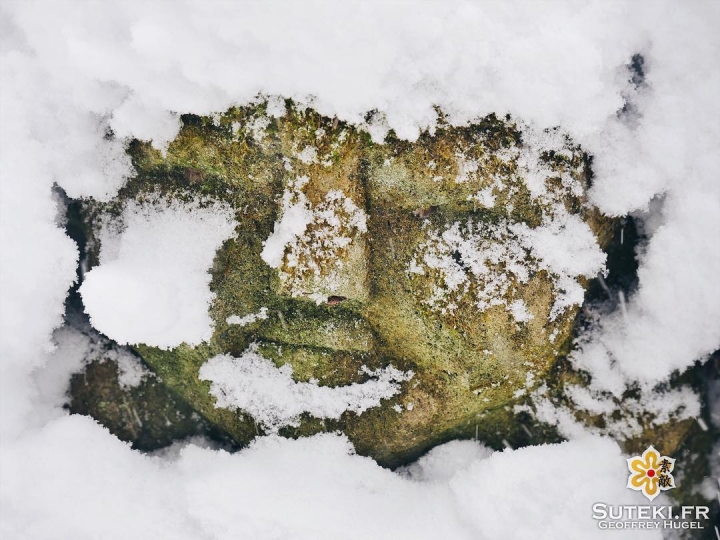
[226,307,269,327]
[80,196,237,349]
[200,344,412,432]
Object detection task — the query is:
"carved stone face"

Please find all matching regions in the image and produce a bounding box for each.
[92,101,609,465]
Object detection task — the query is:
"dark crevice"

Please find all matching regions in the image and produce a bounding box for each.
[629,53,646,87]
[618,52,647,121]
[584,215,641,310]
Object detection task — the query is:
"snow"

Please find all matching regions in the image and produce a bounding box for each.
[115,350,151,389]
[24,324,151,438]
[400,440,494,483]
[508,299,533,323]
[30,327,101,416]
[409,122,607,324]
[519,382,701,442]
[79,196,237,349]
[411,211,604,323]
[261,176,314,268]
[226,307,269,327]
[468,186,496,208]
[1,424,660,540]
[454,155,479,184]
[296,145,318,165]
[512,209,607,319]
[1,0,719,537]
[200,345,412,432]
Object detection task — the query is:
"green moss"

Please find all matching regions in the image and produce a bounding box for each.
[68,357,232,451]
[257,305,376,353]
[256,341,375,386]
[135,342,260,442]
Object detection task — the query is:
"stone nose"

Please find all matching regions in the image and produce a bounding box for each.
[263,175,370,305]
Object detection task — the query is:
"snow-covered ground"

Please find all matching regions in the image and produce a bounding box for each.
[1,1,719,538]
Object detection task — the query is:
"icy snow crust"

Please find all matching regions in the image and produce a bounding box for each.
[2,1,719,539]
[200,345,412,432]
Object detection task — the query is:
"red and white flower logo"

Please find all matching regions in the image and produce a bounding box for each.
[627,446,675,501]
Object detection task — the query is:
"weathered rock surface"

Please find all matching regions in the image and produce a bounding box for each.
[68,350,228,451]
[78,101,615,465]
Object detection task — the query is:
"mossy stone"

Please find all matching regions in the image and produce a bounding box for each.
[80,100,614,466]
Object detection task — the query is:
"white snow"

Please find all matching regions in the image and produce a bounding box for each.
[468,186,496,208]
[79,197,237,349]
[29,325,150,432]
[199,345,412,432]
[115,350,150,389]
[400,440,494,483]
[1,427,660,540]
[508,299,533,323]
[1,1,719,537]
[520,382,701,442]
[411,211,605,323]
[296,145,318,164]
[410,122,607,325]
[454,155,479,184]
[512,209,607,319]
[226,307,269,327]
[261,176,314,268]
